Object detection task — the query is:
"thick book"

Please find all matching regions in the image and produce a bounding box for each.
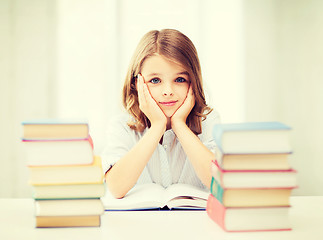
[206,194,291,232]
[23,137,94,166]
[22,119,89,140]
[102,183,209,210]
[212,122,292,154]
[211,160,297,188]
[32,183,105,199]
[210,177,292,207]
[215,149,291,170]
[35,215,101,228]
[28,156,103,185]
[35,199,104,216]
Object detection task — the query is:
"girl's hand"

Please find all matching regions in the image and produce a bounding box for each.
[171,85,195,127]
[137,74,167,128]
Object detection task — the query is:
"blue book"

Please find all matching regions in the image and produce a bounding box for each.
[212,122,292,154]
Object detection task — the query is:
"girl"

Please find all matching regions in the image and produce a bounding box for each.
[102,29,220,198]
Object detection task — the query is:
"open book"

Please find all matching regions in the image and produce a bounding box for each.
[101,183,209,210]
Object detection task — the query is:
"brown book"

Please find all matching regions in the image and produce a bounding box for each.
[22,120,89,140]
[36,215,101,228]
[210,177,293,207]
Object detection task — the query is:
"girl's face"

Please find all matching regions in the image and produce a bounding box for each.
[140,54,190,118]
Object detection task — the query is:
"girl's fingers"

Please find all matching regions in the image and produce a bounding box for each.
[140,75,154,103]
[143,81,160,107]
[137,74,145,104]
[142,82,151,101]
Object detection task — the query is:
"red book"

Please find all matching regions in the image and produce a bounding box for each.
[206,194,292,232]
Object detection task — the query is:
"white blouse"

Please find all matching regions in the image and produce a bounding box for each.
[101,110,220,190]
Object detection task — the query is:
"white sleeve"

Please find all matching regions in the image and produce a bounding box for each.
[199,109,221,154]
[100,115,137,174]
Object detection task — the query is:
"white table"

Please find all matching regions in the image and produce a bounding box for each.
[0,196,322,240]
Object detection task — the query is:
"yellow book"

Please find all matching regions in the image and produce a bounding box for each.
[32,183,105,199]
[29,156,103,185]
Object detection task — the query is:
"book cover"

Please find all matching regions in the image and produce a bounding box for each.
[35,215,101,228]
[212,122,292,154]
[210,177,292,207]
[206,194,292,232]
[23,136,94,166]
[102,183,209,210]
[28,156,103,185]
[211,160,297,189]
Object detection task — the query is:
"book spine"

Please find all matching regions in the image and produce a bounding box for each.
[206,194,227,231]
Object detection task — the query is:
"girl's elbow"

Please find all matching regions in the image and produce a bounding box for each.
[111,190,126,199]
[105,175,129,199]
[106,182,128,199]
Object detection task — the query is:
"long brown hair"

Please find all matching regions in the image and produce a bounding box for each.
[122,29,212,135]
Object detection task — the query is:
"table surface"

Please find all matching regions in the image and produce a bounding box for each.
[0,196,323,240]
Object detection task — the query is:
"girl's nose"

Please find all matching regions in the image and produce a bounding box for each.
[163,92,174,96]
[162,83,174,96]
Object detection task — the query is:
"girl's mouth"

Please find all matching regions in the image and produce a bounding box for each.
[159,101,178,106]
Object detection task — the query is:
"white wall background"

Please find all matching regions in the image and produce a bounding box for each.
[1,0,322,197]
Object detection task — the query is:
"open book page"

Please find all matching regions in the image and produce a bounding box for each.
[102,183,209,210]
[163,184,209,209]
[102,183,165,210]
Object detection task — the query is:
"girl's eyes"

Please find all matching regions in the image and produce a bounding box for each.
[175,77,187,83]
[148,77,187,84]
[149,78,161,84]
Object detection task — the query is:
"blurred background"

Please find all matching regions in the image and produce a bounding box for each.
[1,0,322,197]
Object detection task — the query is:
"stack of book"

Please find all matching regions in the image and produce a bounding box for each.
[206,122,297,232]
[22,120,105,228]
